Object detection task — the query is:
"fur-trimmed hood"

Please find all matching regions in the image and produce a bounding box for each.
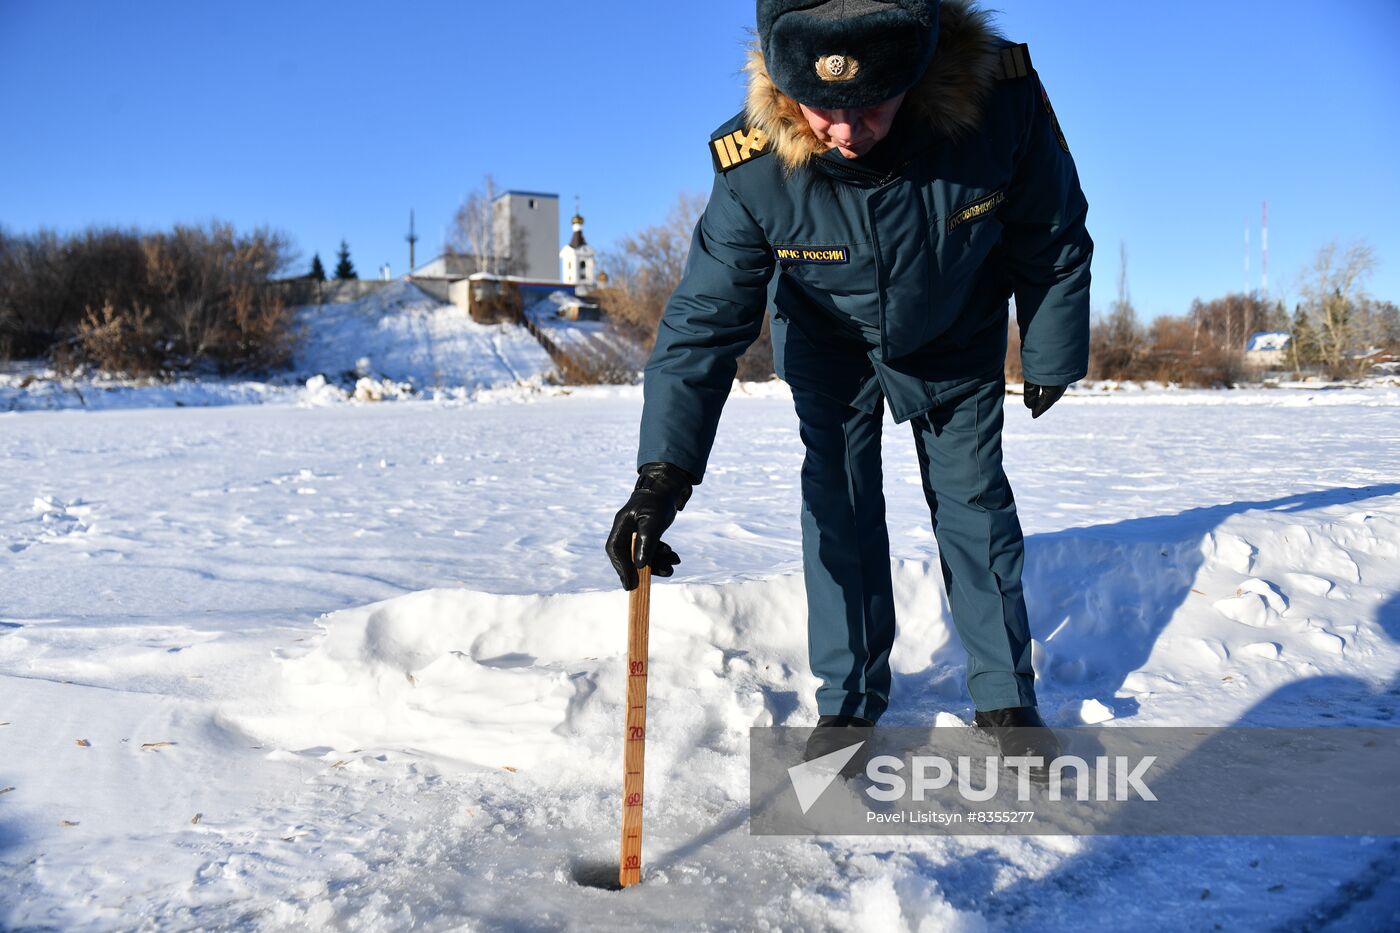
[744,0,1004,171]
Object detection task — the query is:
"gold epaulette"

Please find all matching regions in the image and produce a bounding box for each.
[996,43,1032,80]
[711,126,771,173]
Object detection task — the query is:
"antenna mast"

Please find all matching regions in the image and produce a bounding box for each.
[406,209,419,273]
[1260,200,1269,300]
[1244,220,1250,295]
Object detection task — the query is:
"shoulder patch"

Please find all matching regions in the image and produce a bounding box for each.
[773,244,850,264]
[995,43,1032,80]
[710,126,771,173]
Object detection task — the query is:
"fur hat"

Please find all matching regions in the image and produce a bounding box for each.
[756,0,941,109]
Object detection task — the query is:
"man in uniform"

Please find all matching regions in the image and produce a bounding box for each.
[606,0,1091,769]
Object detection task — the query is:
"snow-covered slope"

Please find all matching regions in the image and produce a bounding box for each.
[2,387,1399,929]
[524,293,648,376]
[293,280,557,390]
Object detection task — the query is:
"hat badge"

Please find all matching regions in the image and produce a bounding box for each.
[815,53,859,82]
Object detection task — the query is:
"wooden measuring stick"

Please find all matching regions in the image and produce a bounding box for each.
[619,533,651,888]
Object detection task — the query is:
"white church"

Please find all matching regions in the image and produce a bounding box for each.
[410,191,603,321]
[559,210,596,291]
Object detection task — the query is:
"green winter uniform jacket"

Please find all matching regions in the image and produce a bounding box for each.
[637,3,1092,481]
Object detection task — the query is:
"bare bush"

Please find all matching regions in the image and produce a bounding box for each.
[735,314,775,382]
[76,300,162,376]
[0,221,297,374]
[596,192,780,382]
[598,193,707,346]
[1089,303,1146,380]
[1004,318,1022,384]
[1141,315,1242,387]
[0,226,146,359]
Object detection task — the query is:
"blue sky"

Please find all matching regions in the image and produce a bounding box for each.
[3,0,1398,320]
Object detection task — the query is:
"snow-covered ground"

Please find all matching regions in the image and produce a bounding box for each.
[3,384,1400,930]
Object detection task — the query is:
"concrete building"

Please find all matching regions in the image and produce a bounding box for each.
[494,191,560,281]
[411,191,560,282]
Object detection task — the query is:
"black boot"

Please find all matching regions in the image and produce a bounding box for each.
[973,706,1062,785]
[803,714,875,779]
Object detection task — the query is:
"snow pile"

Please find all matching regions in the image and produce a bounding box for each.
[0,366,297,412]
[235,502,1399,779]
[297,373,418,406]
[229,574,818,776]
[1062,379,1400,402]
[1021,501,1400,724]
[293,280,557,391]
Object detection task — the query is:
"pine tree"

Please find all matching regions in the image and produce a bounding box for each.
[310,253,327,282]
[1289,306,1320,371]
[334,240,356,280]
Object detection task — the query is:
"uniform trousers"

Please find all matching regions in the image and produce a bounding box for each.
[791,370,1038,720]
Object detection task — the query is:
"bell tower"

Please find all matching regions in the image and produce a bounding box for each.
[558,198,597,293]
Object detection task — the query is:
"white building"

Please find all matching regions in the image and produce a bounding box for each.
[1244,331,1291,368]
[559,212,597,293]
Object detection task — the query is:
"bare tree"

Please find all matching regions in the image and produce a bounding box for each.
[597,192,707,343]
[595,191,777,380]
[1298,240,1377,376]
[448,174,499,276]
[1088,242,1145,379]
[446,174,529,277]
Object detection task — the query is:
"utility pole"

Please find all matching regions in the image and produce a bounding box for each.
[406,209,419,273]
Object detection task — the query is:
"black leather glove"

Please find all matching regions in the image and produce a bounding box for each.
[605,461,696,591]
[1023,382,1066,419]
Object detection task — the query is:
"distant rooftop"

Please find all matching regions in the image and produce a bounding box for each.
[1245,331,1291,352]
